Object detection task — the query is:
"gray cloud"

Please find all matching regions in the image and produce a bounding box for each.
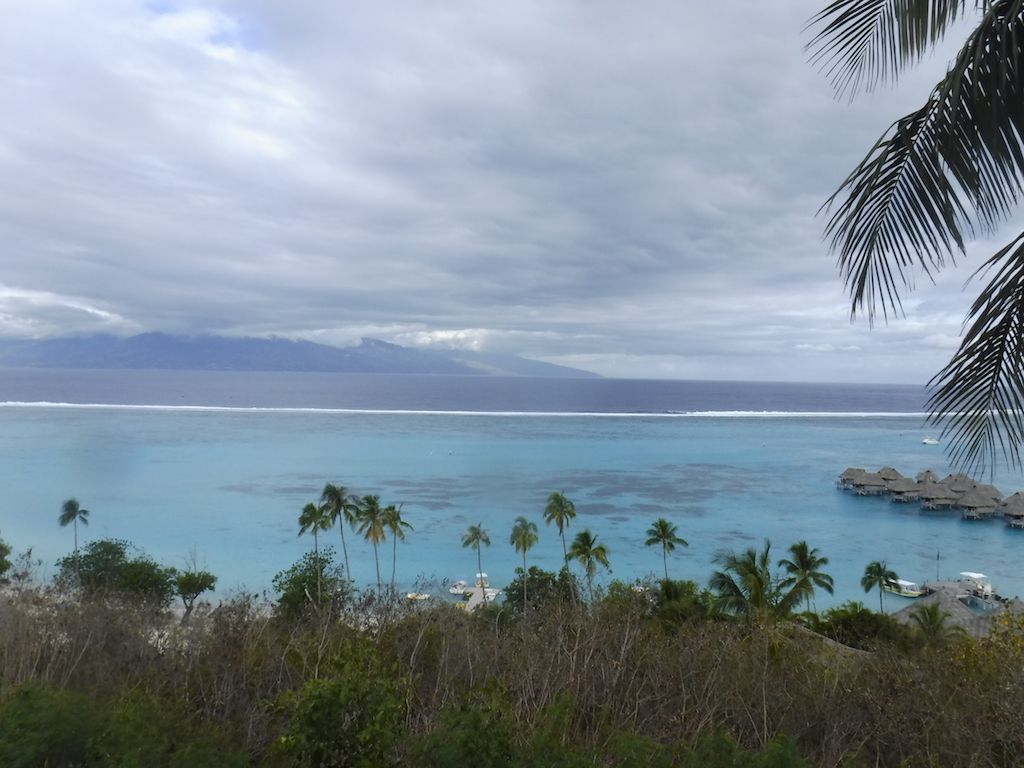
[0,0,991,382]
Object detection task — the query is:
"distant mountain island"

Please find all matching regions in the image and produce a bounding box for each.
[0,333,601,378]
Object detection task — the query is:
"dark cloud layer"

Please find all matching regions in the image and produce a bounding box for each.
[0,0,993,382]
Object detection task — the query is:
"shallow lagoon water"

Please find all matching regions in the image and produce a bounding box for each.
[0,370,1021,610]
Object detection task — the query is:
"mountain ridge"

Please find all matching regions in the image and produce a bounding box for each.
[0,333,601,378]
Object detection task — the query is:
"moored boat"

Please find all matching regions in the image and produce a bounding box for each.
[959,571,994,598]
[883,578,925,598]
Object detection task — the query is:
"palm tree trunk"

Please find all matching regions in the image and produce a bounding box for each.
[522,551,528,605]
[74,519,80,586]
[391,536,397,593]
[340,526,351,585]
[314,529,321,601]
[478,549,485,605]
[663,550,669,582]
[373,542,381,592]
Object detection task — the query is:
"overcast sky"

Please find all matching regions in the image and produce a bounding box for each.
[0,0,1006,383]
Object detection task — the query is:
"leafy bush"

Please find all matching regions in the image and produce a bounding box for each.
[56,539,177,607]
[272,547,349,619]
[807,601,915,651]
[502,565,579,612]
[651,578,715,626]
[0,683,245,768]
[0,534,11,580]
[409,681,517,768]
[0,681,102,767]
[271,643,406,768]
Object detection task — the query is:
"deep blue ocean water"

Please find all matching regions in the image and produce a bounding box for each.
[0,369,1020,611]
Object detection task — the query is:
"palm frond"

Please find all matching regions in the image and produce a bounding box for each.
[824,0,1024,321]
[826,102,970,322]
[807,0,975,96]
[927,230,1024,473]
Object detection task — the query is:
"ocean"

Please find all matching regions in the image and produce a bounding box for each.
[0,368,1020,611]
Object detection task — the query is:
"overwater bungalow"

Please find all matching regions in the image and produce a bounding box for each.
[1005,508,1024,529]
[974,483,1004,504]
[837,467,867,490]
[878,466,905,482]
[852,472,888,496]
[919,482,959,509]
[886,477,922,502]
[1002,493,1024,528]
[916,469,940,484]
[940,473,978,495]
[958,490,999,520]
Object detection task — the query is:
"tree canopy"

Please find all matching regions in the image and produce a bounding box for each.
[57,539,176,607]
[709,540,812,621]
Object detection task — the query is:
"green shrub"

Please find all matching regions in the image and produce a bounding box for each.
[502,566,579,612]
[0,535,11,580]
[271,642,406,768]
[808,601,915,651]
[272,548,349,619]
[56,539,176,607]
[0,683,246,768]
[0,682,102,767]
[409,681,516,768]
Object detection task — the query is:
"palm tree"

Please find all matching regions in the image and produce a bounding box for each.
[778,541,834,612]
[861,561,899,613]
[709,540,809,621]
[461,523,491,604]
[58,498,89,586]
[382,504,412,593]
[355,494,387,591]
[298,502,330,600]
[320,483,358,583]
[806,1,1024,472]
[910,602,969,648]
[644,518,688,581]
[509,516,539,604]
[544,491,576,561]
[566,529,610,602]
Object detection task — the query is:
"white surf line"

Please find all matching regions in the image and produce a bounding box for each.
[0,401,927,418]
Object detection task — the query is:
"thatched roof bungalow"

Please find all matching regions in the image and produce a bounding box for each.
[958,490,999,519]
[878,466,905,482]
[919,482,959,509]
[940,473,978,494]
[974,483,1003,503]
[891,584,1014,638]
[1002,493,1024,528]
[852,472,888,496]
[837,467,867,490]
[886,477,921,502]
[916,469,940,483]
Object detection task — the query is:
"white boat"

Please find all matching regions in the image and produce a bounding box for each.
[448,579,468,594]
[883,578,924,598]
[959,571,994,598]
[922,437,940,445]
[406,593,430,600]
